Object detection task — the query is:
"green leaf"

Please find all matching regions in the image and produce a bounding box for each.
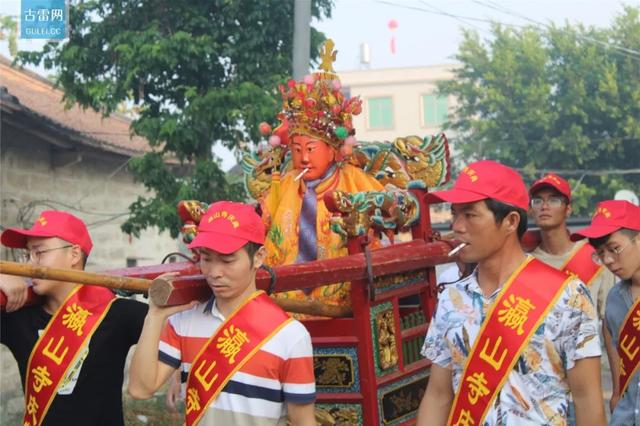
[16,0,334,235]
[439,7,640,215]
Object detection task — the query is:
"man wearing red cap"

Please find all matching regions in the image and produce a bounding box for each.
[128,201,316,426]
[0,210,148,426]
[416,160,605,425]
[573,200,640,423]
[529,173,614,321]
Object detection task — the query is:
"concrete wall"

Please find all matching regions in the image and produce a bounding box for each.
[0,124,181,423]
[0,125,180,269]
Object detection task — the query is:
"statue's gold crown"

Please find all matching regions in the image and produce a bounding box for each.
[278,39,362,148]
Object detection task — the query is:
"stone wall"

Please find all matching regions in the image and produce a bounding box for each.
[0,126,182,423]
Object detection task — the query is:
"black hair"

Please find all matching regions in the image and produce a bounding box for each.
[484,199,528,239]
[588,228,639,249]
[243,241,263,267]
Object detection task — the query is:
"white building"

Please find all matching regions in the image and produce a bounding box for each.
[339,64,459,142]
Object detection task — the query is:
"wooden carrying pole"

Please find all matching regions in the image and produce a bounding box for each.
[0,261,150,292]
[140,238,453,316]
[0,261,353,317]
[148,275,353,317]
[1,238,455,317]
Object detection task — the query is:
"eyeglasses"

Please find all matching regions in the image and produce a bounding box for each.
[19,245,73,264]
[592,236,637,265]
[530,196,565,209]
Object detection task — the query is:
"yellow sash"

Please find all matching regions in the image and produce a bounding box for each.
[561,241,604,286]
[185,291,292,426]
[448,258,571,425]
[23,285,115,426]
[617,295,640,397]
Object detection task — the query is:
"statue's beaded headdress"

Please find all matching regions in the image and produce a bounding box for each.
[278,39,362,149]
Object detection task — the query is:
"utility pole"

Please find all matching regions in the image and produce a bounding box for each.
[292,0,311,80]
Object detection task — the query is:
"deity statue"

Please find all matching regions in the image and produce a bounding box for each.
[241,40,450,313]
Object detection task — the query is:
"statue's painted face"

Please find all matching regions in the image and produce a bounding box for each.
[290,135,336,181]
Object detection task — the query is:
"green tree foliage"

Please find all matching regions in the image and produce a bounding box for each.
[18,0,332,237]
[0,15,18,56]
[440,6,640,214]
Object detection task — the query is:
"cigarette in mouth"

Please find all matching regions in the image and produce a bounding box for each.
[294,168,310,181]
[448,242,468,257]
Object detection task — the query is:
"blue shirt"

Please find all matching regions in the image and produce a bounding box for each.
[606,281,640,426]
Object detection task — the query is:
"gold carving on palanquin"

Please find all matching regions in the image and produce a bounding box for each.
[376,310,399,370]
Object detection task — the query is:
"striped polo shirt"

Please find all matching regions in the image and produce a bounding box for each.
[159,297,316,425]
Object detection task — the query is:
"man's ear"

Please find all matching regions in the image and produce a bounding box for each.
[253,246,267,270]
[69,244,84,269]
[502,211,521,235]
[565,203,573,219]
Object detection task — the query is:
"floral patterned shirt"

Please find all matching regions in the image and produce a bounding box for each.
[421,259,601,425]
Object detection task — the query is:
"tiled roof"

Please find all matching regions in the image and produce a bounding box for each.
[0,56,153,157]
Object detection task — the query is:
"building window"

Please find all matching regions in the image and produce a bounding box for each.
[422,94,448,126]
[368,97,393,129]
[126,257,138,268]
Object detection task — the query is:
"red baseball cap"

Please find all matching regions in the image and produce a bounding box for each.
[427,160,529,210]
[529,173,571,201]
[188,201,265,254]
[1,210,93,255]
[572,200,640,241]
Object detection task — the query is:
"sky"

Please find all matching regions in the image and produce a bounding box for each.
[1,0,637,170]
[313,0,634,71]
